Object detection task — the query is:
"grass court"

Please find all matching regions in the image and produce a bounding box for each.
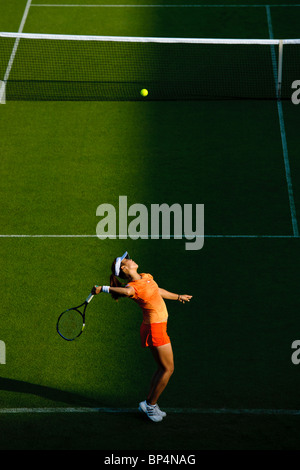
[0,0,300,451]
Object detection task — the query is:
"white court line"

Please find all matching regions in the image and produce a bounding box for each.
[0,234,298,239]
[266,6,299,237]
[0,0,32,104]
[0,406,299,415]
[31,4,300,7]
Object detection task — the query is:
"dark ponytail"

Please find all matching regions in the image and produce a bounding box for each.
[110,259,127,301]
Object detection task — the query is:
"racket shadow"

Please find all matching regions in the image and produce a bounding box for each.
[0,377,102,407]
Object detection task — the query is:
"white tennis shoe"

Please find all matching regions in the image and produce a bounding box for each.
[138,400,166,422]
[156,404,167,418]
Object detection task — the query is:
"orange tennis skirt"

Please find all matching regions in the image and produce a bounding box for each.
[140,322,170,348]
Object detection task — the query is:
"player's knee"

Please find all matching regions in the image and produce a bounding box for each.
[166,363,174,376]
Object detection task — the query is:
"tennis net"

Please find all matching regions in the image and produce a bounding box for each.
[0,33,299,102]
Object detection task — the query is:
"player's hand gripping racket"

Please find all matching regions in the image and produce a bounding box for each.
[56,289,97,341]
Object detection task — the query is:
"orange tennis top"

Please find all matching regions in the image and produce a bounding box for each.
[126,273,168,325]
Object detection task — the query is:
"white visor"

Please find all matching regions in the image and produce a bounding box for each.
[115,251,130,277]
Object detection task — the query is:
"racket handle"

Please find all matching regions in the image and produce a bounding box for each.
[85,286,98,303]
[85,293,94,303]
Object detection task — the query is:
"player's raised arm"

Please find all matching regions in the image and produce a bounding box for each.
[158,288,193,304]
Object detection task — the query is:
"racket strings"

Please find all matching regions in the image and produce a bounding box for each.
[57,309,84,340]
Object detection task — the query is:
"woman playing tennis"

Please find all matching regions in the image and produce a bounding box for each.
[92,252,192,423]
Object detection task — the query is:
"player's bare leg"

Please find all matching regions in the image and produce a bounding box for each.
[147,343,174,405]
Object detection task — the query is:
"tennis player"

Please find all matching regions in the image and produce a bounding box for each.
[92,252,192,423]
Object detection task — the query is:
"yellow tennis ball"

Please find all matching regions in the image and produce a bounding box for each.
[140,89,148,97]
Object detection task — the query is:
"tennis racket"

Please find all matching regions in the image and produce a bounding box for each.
[56,290,96,341]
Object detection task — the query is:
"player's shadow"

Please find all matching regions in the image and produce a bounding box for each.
[0,377,102,407]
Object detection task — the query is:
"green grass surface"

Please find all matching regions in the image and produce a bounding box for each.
[1,237,299,409]
[2,412,300,450]
[0,101,294,234]
[0,0,300,451]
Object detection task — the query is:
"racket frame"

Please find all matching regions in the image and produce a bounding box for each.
[56,293,95,341]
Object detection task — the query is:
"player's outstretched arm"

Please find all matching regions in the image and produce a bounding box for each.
[92,285,135,297]
[158,288,193,304]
